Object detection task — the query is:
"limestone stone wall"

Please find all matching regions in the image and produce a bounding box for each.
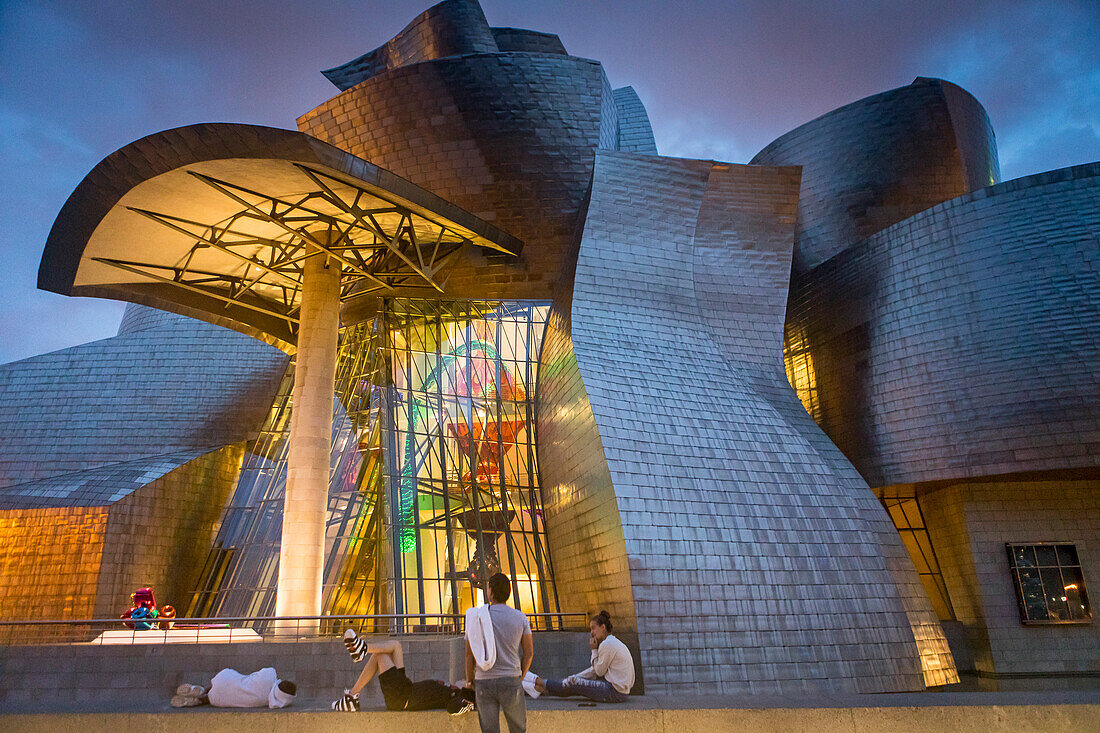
[921,479,1100,676]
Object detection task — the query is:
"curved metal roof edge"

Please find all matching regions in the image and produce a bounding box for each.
[39,122,523,300]
[749,77,986,164]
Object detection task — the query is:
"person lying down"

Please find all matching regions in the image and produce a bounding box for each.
[332,630,476,716]
[171,667,296,708]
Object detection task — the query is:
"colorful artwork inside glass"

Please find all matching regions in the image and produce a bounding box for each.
[380,300,556,627]
[189,299,559,630]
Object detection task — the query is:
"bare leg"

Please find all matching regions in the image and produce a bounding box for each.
[365,639,404,669]
[349,654,381,695]
[348,640,404,695]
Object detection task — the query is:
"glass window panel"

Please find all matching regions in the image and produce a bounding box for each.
[887,502,909,529]
[1040,567,1070,620]
[1059,566,1090,621]
[914,532,939,573]
[1007,543,1092,624]
[1035,545,1058,567]
[1057,544,1080,566]
[1016,568,1046,620]
[899,498,924,529]
[900,532,931,574]
[918,573,952,621]
[1013,545,1036,568]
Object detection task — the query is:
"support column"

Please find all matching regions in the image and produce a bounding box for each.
[276,252,340,628]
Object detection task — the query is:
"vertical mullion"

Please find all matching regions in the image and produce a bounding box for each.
[494,311,520,609]
[527,305,555,623]
[408,314,426,624]
[436,306,460,626]
[466,315,486,597]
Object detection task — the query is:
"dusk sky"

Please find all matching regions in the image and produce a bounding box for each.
[2,0,1098,364]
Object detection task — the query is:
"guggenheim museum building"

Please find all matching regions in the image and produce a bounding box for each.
[1,0,1097,695]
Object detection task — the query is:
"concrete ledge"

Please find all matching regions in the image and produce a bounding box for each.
[0,633,589,709]
[4,703,1099,733]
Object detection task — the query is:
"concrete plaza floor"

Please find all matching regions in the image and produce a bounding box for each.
[3,689,1099,733]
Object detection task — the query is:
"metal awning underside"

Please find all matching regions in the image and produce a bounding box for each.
[39,124,523,352]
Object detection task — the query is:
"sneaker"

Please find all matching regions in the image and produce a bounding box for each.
[343,628,366,663]
[171,694,204,708]
[449,698,475,716]
[175,683,205,697]
[522,671,542,698]
[332,689,360,712]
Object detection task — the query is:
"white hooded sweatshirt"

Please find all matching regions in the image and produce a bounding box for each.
[206,667,295,708]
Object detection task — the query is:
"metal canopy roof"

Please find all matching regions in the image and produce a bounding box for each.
[40,124,523,352]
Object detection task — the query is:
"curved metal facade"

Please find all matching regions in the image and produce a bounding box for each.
[752,77,1000,275]
[321,0,498,91]
[299,52,605,305]
[0,305,286,490]
[116,303,193,335]
[787,163,1100,487]
[612,86,658,155]
[539,150,951,693]
[0,303,283,622]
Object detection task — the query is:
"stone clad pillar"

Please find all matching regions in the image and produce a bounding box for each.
[276,252,340,628]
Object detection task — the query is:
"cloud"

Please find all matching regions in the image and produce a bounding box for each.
[2,0,1098,362]
[1005,125,1100,181]
[656,116,755,164]
[903,0,1100,180]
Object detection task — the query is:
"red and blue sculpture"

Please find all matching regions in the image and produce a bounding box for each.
[120,587,175,630]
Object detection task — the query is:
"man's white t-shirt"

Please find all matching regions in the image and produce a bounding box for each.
[207,667,290,708]
[476,603,532,680]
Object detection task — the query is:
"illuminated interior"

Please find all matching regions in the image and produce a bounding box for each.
[783,323,821,421]
[381,299,556,628]
[189,299,559,629]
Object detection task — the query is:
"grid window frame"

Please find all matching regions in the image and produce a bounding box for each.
[1006,542,1092,625]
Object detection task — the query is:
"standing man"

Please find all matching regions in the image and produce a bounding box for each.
[465,572,534,733]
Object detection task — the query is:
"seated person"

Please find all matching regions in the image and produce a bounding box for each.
[333,630,475,715]
[171,667,296,708]
[532,610,633,703]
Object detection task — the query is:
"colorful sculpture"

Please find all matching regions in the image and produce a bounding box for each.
[158,604,177,630]
[120,586,163,630]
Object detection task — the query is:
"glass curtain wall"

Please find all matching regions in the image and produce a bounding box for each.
[189,299,558,631]
[783,323,821,421]
[382,300,556,630]
[880,493,955,621]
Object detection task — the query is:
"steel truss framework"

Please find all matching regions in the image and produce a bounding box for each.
[380,299,558,627]
[189,299,561,631]
[93,165,512,332]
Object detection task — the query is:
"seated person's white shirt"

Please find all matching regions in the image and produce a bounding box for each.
[574,634,635,694]
[207,667,286,708]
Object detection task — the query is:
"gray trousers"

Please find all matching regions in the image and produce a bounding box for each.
[544,675,629,702]
[475,676,526,733]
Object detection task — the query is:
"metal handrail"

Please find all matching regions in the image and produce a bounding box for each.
[0,612,587,625]
[0,612,589,646]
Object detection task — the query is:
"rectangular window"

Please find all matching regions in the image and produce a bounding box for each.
[881,495,955,621]
[783,324,821,421]
[1006,543,1092,624]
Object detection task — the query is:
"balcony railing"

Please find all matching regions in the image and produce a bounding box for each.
[0,612,588,646]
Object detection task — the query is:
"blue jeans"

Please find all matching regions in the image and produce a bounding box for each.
[545,676,628,703]
[475,676,526,733]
